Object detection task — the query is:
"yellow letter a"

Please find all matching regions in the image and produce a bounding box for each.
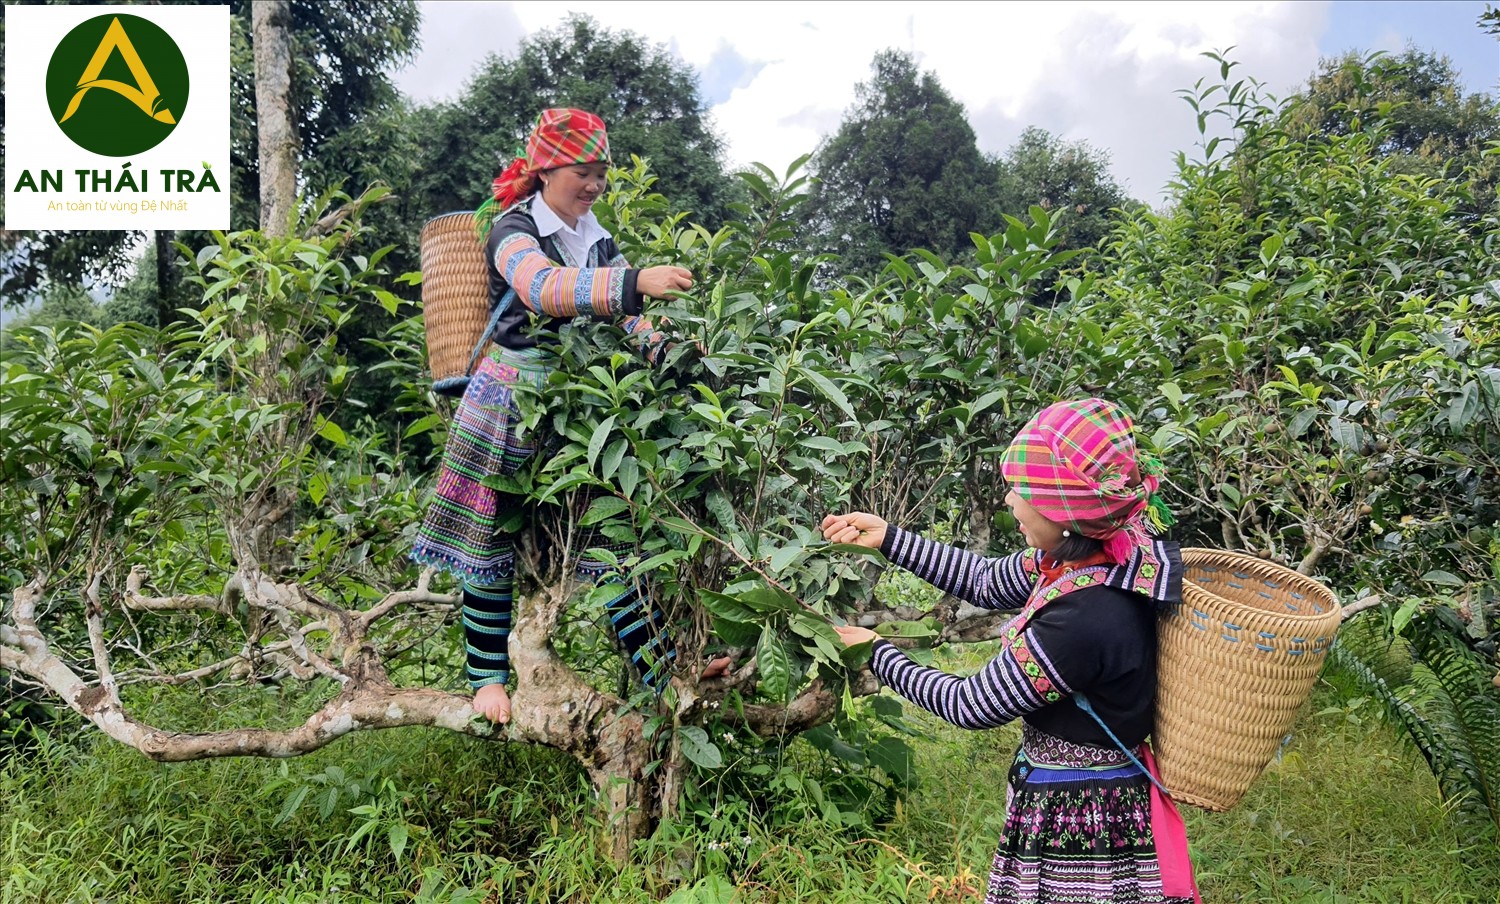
[58,17,176,126]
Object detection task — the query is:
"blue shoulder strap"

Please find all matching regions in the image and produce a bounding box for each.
[1072,691,1173,798]
[465,287,516,377]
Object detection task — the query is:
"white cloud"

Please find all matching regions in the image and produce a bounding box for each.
[1368,25,1410,55]
[396,1,1333,202]
[392,1,526,103]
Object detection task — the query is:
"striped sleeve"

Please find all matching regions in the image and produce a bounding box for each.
[881,527,1036,610]
[869,633,1071,730]
[619,315,669,364]
[493,232,637,318]
[599,240,666,360]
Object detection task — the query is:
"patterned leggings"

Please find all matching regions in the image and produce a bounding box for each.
[460,537,678,692]
[412,349,679,693]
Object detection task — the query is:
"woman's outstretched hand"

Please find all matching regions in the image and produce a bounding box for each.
[637,265,694,299]
[833,624,879,647]
[820,512,888,551]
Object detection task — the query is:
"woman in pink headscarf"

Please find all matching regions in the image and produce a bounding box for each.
[822,398,1200,904]
[412,108,726,725]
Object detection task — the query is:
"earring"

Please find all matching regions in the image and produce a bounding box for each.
[1062,530,1071,538]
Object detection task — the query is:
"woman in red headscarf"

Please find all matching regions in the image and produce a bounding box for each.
[821,398,1200,904]
[411,108,726,725]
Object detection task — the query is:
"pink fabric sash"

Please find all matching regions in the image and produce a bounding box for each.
[1142,743,1202,903]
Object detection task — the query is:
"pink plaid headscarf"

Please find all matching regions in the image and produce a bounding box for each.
[476,108,611,235]
[999,398,1172,564]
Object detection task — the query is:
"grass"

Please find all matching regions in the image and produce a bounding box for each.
[1186,700,1500,903]
[2,650,1497,903]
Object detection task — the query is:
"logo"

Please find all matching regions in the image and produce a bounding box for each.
[46,14,189,157]
[8,4,230,230]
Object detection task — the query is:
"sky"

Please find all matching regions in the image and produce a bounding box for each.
[392,0,1499,204]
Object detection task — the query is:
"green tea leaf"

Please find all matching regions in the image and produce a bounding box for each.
[796,366,856,420]
[588,414,617,470]
[308,472,328,506]
[618,456,640,500]
[314,417,347,447]
[1421,570,1464,588]
[705,490,736,532]
[741,585,799,613]
[677,726,724,769]
[713,618,761,646]
[768,542,803,573]
[700,589,757,622]
[757,624,791,702]
[790,613,843,661]
[601,437,628,480]
[582,495,631,525]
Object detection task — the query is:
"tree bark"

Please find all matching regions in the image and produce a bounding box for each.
[252,0,297,236]
[153,229,180,328]
[4,556,865,861]
[964,462,995,555]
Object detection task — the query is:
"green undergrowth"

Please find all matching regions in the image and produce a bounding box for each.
[2,650,1496,903]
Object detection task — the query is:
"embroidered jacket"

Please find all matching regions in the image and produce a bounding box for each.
[483,200,661,353]
[870,526,1182,747]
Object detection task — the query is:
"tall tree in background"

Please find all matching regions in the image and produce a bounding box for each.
[1279,48,1500,219]
[804,50,995,275]
[0,1,420,312]
[409,14,737,228]
[233,0,422,434]
[229,0,421,230]
[992,126,1138,259]
[253,0,296,236]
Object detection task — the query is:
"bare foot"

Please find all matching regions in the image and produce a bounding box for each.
[473,683,511,724]
[700,656,732,680]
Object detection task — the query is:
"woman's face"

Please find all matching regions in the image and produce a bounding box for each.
[1005,489,1067,554]
[539,162,609,226]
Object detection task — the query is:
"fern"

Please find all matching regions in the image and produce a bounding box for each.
[1331,634,1452,790]
[1337,613,1414,686]
[1405,609,1500,827]
[1334,607,1500,829]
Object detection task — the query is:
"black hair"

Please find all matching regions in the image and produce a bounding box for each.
[1051,531,1105,563]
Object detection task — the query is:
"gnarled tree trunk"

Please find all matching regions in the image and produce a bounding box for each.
[1,542,871,859]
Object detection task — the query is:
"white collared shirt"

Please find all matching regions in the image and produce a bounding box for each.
[529,193,611,268]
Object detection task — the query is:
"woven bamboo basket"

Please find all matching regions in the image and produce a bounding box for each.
[419,211,490,396]
[1154,549,1342,811]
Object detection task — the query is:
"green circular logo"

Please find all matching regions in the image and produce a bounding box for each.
[46,14,189,157]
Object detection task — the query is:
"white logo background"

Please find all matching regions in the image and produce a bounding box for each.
[4,5,230,230]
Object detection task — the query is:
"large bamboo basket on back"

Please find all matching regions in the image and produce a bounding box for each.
[419,211,490,397]
[1154,549,1342,811]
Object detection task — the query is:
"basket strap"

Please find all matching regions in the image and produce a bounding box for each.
[465,287,517,377]
[1071,691,1173,798]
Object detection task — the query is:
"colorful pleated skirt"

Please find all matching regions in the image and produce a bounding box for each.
[409,346,551,584]
[986,724,1195,904]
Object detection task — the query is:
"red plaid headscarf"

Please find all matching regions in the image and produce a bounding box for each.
[477,108,611,231]
[1000,398,1173,564]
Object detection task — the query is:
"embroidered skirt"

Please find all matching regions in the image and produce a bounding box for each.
[986,723,1193,904]
[410,346,551,584]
